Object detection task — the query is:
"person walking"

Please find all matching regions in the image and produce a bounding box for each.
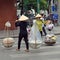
[40,13,47,36]
[15,15,29,52]
[35,14,43,37]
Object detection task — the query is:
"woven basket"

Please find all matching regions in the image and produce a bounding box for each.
[45,41,56,45]
[29,43,41,49]
[29,41,42,49]
[3,38,15,48]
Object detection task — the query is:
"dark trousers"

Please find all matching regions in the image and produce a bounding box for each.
[42,27,47,36]
[40,27,47,37]
[40,31,43,37]
[18,32,29,50]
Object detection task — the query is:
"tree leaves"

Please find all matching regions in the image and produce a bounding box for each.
[23,0,48,11]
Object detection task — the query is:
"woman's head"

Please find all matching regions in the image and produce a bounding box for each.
[35,14,41,20]
[18,15,29,21]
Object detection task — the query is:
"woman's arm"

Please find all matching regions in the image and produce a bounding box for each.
[15,21,20,27]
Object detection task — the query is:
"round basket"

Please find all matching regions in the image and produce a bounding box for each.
[29,43,41,49]
[29,41,42,49]
[2,38,15,48]
[45,41,56,45]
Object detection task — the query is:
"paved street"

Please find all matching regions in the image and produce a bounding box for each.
[0,26,60,60]
[0,35,60,60]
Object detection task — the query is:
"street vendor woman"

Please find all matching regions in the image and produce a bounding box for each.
[35,14,43,37]
[15,15,29,52]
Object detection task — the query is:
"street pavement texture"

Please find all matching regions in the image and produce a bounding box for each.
[0,26,60,60]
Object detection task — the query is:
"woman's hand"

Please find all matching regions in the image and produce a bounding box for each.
[15,20,19,22]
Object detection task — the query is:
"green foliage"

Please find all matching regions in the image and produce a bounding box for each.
[40,0,48,10]
[24,0,37,10]
[23,0,48,11]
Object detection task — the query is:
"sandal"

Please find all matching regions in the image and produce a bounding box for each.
[24,49,29,52]
[16,48,20,51]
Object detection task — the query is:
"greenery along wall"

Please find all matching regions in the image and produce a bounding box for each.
[23,0,48,12]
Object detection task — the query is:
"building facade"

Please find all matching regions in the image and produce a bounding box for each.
[0,0,17,30]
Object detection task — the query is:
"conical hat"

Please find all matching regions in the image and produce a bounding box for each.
[18,15,29,21]
[35,14,41,18]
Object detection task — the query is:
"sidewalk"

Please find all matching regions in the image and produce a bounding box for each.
[0,26,60,39]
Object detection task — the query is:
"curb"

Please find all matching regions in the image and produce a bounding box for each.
[0,33,60,39]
